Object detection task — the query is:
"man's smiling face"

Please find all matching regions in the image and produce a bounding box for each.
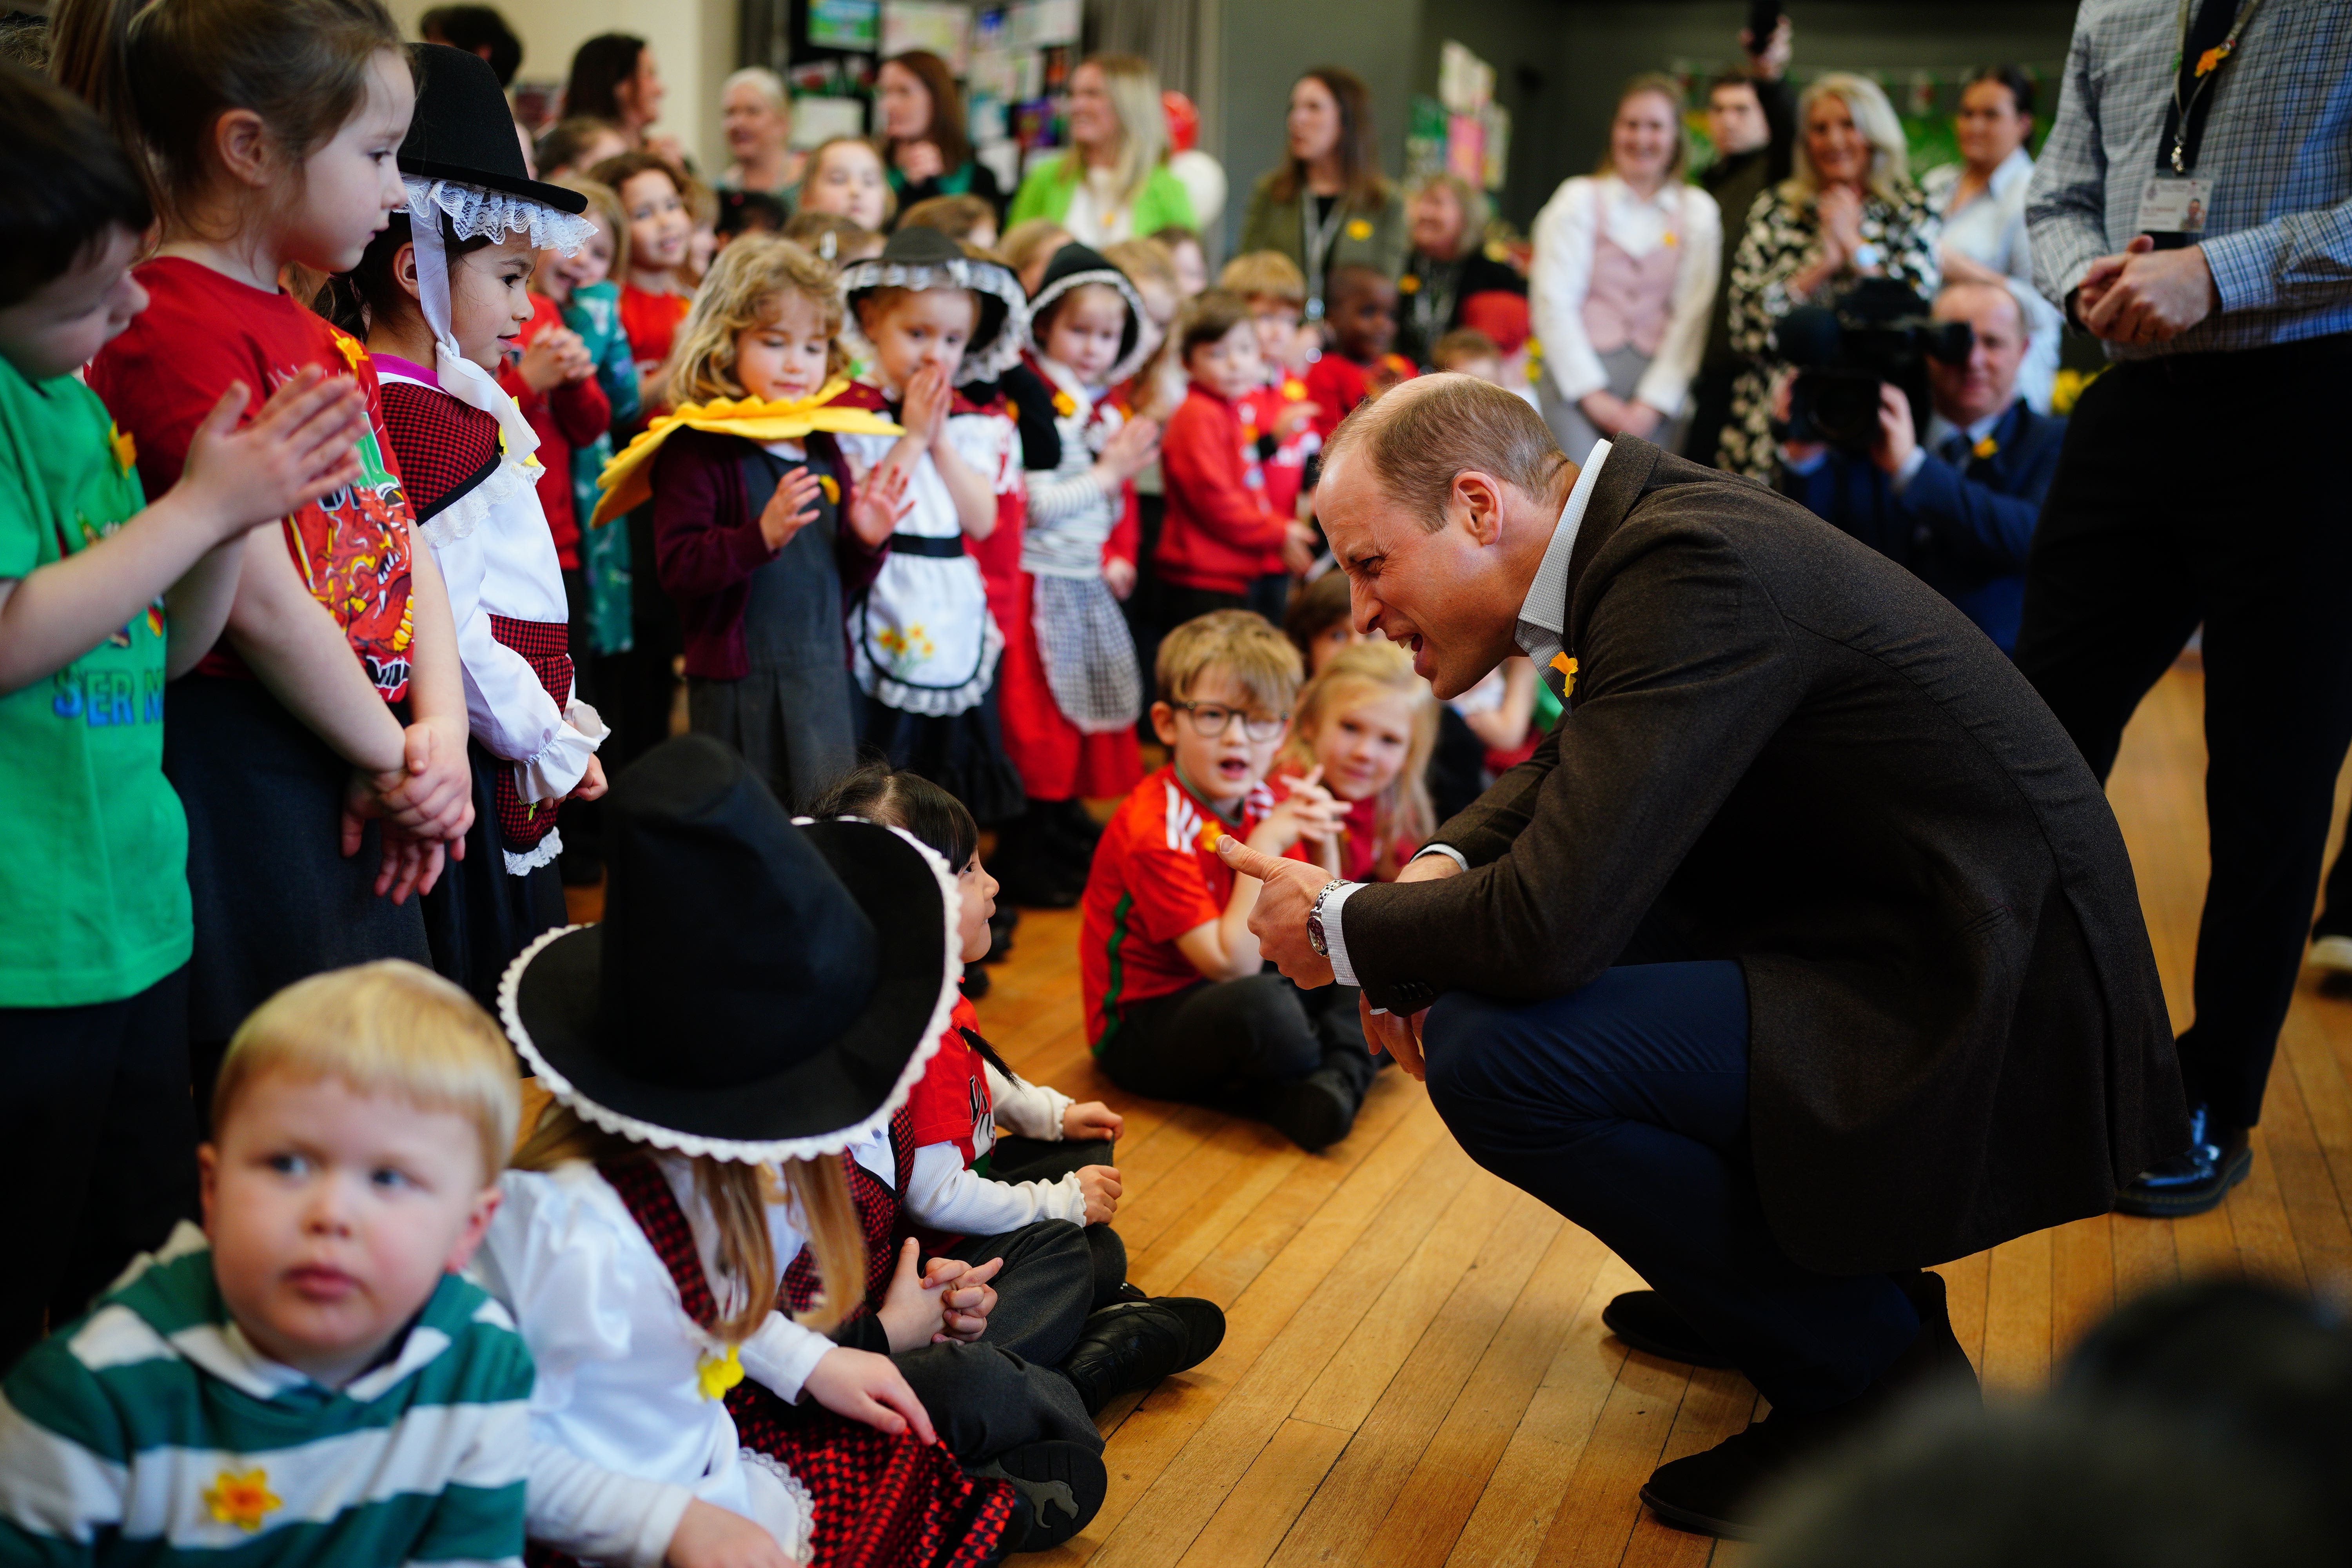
[1316,449,1530,702]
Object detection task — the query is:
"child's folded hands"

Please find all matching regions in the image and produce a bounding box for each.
[1076,1165,1122,1225]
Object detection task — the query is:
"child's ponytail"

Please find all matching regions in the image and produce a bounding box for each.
[48,0,399,227]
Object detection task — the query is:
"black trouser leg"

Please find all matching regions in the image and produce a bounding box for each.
[940,1221,1093,1367]
[2016,341,2352,1129]
[2317,799,2352,941]
[1095,973,1324,1107]
[0,969,197,1370]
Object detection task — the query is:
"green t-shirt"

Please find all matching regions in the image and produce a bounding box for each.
[0,355,190,1007]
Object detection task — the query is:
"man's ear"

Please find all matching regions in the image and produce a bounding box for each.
[1452,470,1507,546]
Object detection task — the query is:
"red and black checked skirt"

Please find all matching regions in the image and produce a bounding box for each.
[487,614,573,853]
[518,1154,1013,1568]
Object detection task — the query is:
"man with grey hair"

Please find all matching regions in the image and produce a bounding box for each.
[1216,377,2183,1537]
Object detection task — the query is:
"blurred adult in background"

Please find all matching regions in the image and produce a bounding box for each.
[1531,73,1722,459]
[1686,24,1797,466]
[877,51,1003,218]
[565,33,677,165]
[1921,67,2061,411]
[1238,68,1408,320]
[717,67,794,194]
[1720,73,1940,480]
[1778,280,2062,653]
[2020,0,2352,1220]
[1395,172,1525,366]
[421,4,520,88]
[1008,54,1195,246]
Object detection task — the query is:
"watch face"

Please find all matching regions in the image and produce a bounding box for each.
[1307,915,1327,956]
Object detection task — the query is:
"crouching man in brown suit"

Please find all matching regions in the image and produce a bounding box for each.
[1217,375,2187,1538]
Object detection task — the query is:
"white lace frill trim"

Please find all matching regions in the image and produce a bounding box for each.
[412,451,536,550]
[737,1450,816,1564]
[851,608,1005,718]
[837,254,1029,385]
[503,828,562,876]
[495,822,962,1165]
[406,176,597,256]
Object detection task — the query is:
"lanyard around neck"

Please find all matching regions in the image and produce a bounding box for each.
[2167,0,2260,173]
[1301,192,1350,316]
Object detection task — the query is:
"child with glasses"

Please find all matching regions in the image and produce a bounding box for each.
[1078,611,1383,1153]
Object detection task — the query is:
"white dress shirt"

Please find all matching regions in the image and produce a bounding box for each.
[1323,441,1614,993]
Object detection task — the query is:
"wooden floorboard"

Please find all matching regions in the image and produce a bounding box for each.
[955,658,2352,1561]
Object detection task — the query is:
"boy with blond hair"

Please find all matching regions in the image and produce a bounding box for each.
[1080,611,1380,1151]
[0,962,534,1566]
[1217,252,1321,530]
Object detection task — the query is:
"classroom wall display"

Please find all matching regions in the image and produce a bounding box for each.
[809,0,880,51]
[882,0,972,72]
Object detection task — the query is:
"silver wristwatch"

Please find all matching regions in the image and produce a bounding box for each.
[1305,878,1349,957]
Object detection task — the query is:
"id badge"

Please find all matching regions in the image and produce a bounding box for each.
[2136,176,2212,234]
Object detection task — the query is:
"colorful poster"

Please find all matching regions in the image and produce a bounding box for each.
[1445,113,1484,188]
[880,0,971,71]
[809,0,879,51]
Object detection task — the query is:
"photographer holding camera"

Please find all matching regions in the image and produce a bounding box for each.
[1776,279,2062,654]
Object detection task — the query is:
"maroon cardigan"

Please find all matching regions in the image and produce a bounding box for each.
[650,427,883,679]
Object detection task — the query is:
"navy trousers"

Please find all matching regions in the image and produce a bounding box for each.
[1421,961,1918,1414]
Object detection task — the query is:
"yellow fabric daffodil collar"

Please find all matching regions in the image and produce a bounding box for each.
[590,378,903,529]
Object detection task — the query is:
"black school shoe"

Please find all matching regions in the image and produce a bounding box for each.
[1059,1297,1227,1416]
[976,1439,1107,1556]
[2113,1104,2253,1218]
[1602,1291,1737,1368]
[1637,1270,1979,1539]
[1260,1066,1361,1154]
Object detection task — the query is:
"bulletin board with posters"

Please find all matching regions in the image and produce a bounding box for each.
[1411,41,1510,192]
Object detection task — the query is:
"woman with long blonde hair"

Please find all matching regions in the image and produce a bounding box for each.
[1717,72,1940,479]
[1006,53,1197,245]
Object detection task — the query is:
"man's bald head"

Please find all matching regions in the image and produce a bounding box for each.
[1322,372,1570,531]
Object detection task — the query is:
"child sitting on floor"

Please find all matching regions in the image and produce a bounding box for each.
[1278,639,1437,885]
[1304,264,1417,438]
[0,962,534,1564]
[1081,610,1381,1153]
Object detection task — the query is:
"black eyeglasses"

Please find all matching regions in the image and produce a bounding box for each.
[1170,701,1287,742]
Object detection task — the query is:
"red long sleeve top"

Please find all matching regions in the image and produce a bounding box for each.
[1155,382,1290,597]
[498,294,610,569]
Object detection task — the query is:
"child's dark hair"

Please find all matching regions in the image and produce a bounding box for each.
[418,4,518,87]
[316,209,495,338]
[49,0,401,226]
[809,759,979,878]
[781,211,875,264]
[1282,568,1353,664]
[716,188,786,241]
[1178,288,1254,360]
[588,148,681,203]
[807,759,1016,1078]
[0,61,152,308]
[535,115,619,177]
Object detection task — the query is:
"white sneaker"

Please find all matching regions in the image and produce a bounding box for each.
[2309,933,2352,975]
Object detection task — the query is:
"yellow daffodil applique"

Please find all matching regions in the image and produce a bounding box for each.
[1346,218,1374,241]
[1550,653,1578,700]
[696,1345,745,1401]
[330,330,368,374]
[818,474,841,505]
[203,1468,281,1532]
[1051,388,1078,418]
[108,421,136,476]
[1972,434,2000,461]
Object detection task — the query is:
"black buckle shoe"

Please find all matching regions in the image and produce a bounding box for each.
[1601,1291,1736,1368]
[1261,1067,1359,1153]
[2114,1104,2252,1218]
[1059,1297,1226,1415]
[975,1439,1107,1553]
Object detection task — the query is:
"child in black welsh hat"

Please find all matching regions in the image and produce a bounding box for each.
[322,44,612,1008]
[988,244,1161,907]
[830,227,1032,831]
[478,735,1098,1565]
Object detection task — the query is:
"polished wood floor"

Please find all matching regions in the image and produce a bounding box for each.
[952,660,2352,1568]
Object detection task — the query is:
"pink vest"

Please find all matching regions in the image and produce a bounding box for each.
[1581,187,1683,359]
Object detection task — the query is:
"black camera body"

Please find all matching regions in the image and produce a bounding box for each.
[1776,280,1974,457]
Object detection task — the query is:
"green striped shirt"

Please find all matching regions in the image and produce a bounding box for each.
[0,1223,532,1566]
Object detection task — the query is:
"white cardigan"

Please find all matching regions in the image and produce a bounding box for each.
[1529,173,1723,417]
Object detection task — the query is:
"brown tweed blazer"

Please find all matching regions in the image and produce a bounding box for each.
[1342,436,2186,1273]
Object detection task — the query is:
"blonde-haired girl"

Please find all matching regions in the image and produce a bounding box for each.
[796,136,895,233]
[1279,639,1438,883]
[477,735,1031,1564]
[606,236,908,808]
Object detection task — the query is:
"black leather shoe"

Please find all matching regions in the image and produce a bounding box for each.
[976,1439,1107,1553]
[2114,1104,2252,1218]
[1262,1066,1359,1153]
[1602,1292,1735,1368]
[1059,1297,1226,1415]
[1638,1269,1978,1537]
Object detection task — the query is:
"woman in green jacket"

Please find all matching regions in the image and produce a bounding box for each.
[1236,67,1408,319]
[1007,54,1196,246]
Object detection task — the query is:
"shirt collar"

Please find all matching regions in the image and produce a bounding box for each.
[1987,145,2034,198]
[1515,439,1611,651]
[1927,402,2011,453]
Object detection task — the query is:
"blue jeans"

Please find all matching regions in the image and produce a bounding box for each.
[1421,961,1918,1414]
